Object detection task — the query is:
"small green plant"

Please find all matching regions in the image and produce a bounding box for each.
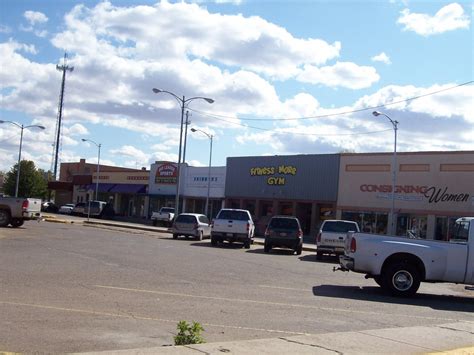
[174,320,205,346]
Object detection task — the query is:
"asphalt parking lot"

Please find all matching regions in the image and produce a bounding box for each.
[0,220,473,353]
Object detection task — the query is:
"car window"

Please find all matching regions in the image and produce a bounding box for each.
[175,215,196,223]
[449,221,469,243]
[322,221,358,233]
[269,218,299,229]
[198,216,210,224]
[217,210,250,221]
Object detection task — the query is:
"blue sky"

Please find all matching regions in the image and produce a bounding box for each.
[0,0,472,174]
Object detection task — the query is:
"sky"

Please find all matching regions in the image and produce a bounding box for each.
[0,0,472,175]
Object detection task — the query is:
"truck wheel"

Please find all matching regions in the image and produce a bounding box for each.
[316,251,323,261]
[373,276,384,287]
[264,242,271,253]
[152,220,157,227]
[10,218,24,228]
[382,262,421,297]
[173,234,178,239]
[244,239,251,249]
[0,209,11,227]
[211,236,218,246]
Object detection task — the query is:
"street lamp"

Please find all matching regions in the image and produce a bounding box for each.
[190,128,214,217]
[0,120,45,197]
[372,111,399,236]
[81,138,102,201]
[152,88,214,215]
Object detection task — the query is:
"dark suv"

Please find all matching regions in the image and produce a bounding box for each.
[264,216,303,255]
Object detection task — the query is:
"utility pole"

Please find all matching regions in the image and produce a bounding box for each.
[52,53,74,181]
[182,110,191,165]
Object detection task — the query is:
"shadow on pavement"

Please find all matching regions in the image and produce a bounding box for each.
[299,255,339,264]
[189,241,244,249]
[312,284,474,312]
[246,248,297,256]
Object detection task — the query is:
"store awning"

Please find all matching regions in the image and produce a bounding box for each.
[109,184,147,194]
[83,183,116,192]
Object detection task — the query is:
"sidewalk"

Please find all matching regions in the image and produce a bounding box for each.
[42,214,317,252]
[76,321,474,354]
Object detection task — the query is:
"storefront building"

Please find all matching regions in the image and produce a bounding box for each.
[147,161,225,217]
[336,151,474,240]
[224,154,340,235]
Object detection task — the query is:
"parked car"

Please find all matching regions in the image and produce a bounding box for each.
[0,196,42,227]
[316,219,360,260]
[211,208,255,248]
[264,216,303,255]
[83,201,107,217]
[41,201,59,213]
[338,217,474,297]
[72,202,86,216]
[172,213,211,240]
[151,207,175,227]
[58,203,75,214]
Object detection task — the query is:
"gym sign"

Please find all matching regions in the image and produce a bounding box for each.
[250,165,297,186]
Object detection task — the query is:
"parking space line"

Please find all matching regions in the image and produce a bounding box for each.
[94,285,470,323]
[0,300,309,336]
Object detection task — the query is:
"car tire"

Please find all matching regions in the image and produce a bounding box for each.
[382,262,421,297]
[173,234,178,239]
[316,251,323,260]
[296,244,303,255]
[10,218,24,228]
[0,209,11,227]
[197,231,203,241]
[264,242,271,253]
[244,239,251,249]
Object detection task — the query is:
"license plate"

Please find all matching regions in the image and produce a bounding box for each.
[226,233,233,237]
[279,232,287,237]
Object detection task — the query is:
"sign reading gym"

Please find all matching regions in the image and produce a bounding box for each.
[250,165,297,185]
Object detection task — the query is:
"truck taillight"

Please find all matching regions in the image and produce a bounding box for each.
[264,229,269,237]
[298,229,303,237]
[194,223,199,230]
[22,200,29,211]
[246,222,250,231]
[350,237,357,253]
[316,232,321,243]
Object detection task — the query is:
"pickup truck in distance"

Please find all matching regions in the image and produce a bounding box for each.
[0,196,42,227]
[338,217,474,297]
[151,207,175,227]
[211,208,255,248]
[316,220,360,260]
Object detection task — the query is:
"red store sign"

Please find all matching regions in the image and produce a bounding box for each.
[155,164,177,184]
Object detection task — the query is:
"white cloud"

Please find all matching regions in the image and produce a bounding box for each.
[371,52,391,65]
[24,11,48,25]
[296,62,380,89]
[397,3,470,36]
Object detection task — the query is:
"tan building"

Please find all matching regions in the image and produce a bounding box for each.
[336,151,474,240]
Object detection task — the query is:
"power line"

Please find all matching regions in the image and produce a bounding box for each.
[202,112,393,137]
[190,80,473,122]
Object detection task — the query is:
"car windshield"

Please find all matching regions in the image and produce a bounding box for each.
[217,210,249,221]
[175,215,196,223]
[269,218,298,229]
[322,221,358,233]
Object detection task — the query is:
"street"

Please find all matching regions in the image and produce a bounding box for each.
[0,221,473,353]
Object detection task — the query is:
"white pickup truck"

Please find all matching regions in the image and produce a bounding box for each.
[316,219,360,260]
[151,207,175,227]
[338,217,474,296]
[0,196,42,227]
[211,208,255,248]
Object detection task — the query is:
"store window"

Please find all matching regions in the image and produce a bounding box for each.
[435,216,462,241]
[341,211,388,234]
[397,214,427,239]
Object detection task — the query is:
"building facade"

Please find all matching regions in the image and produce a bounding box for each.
[224,154,340,235]
[336,151,474,240]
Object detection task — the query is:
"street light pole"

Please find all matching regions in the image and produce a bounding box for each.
[373,111,398,235]
[191,128,213,217]
[81,138,101,221]
[152,88,214,215]
[0,120,45,197]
